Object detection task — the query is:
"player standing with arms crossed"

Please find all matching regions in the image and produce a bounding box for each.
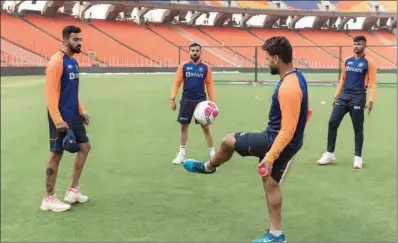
[170,42,216,165]
[182,37,311,242]
[317,36,377,169]
[40,26,91,212]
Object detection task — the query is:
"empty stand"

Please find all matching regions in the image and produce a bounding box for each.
[91,20,179,67]
[24,14,155,67]
[1,38,48,66]
[251,28,338,69]
[1,12,93,66]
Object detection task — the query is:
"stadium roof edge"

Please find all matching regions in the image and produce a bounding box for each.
[92,0,396,18]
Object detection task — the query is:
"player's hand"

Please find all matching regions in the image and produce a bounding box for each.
[81,113,90,125]
[55,121,69,132]
[170,99,177,111]
[258,159,273,177]
[332,98,337,106]
[365,101,373,115]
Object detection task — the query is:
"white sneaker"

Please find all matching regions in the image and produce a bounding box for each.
[40,194,71,212]
[317,152,336,165]
[172,152,185,165]
[353,156,363,169]
[64,187,88,203]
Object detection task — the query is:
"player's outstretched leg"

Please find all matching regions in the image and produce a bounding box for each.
[172,124,189,165]
[40,152,71,212]
[65,142,91,204]
[182,133,236,174]
[200,124,215,159]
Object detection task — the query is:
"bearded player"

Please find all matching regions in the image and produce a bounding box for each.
[170,42,216,165]
[317,36,377,169]
[182,37,311,242]
[40,26,91,212]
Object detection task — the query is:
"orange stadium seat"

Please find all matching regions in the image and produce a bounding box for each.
[236,1,272,9]
[378,1,397,12]
[24,14,154,67]
[1,12,94,66]
[251,28,339,69]
[91,20,179,67]
[148,24,226,67]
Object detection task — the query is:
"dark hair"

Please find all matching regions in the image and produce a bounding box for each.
[353,35,367,43]
[262,36,293,63]
[189,42,201,49]
[62,25,81,40]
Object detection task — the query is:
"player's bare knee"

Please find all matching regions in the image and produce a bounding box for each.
[201,124,210,134]
[180,124,189,132]
[49,152,63,164]
[221,134,236,150]
[263,176,279,192]
[79,143,91,155]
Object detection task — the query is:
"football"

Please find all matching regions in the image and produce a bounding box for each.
[193,101,220,125]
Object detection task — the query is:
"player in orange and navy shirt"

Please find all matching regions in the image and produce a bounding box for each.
[169,42,216,165]
[182,37,311,242]
[40,26,91,213]
[317,36,377,169]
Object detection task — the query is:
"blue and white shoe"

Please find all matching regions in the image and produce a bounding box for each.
[251,229,286,242]
[182,159,216,174]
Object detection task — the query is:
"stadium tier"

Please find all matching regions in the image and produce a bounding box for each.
[1,1,396,69]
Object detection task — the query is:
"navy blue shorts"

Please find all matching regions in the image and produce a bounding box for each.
[48,115,89,152]
[234,131,301,183]
[177,99,205,125]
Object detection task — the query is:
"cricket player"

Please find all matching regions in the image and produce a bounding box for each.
[170,42,216,165]
[40,26,91,212]
[317,36,377,169]
[182,37,311,242]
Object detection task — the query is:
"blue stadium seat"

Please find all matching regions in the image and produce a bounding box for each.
[283,0,319,10]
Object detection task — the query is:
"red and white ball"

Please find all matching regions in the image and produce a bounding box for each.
[194,101,220,125]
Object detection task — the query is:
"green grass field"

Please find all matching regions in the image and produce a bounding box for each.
[1,72,397,242]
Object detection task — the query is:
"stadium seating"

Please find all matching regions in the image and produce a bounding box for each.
[23,14,153,67]
[0,11,396,70]
[0,12,94,66]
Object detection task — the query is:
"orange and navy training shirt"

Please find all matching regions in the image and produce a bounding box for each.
[265,69,309,163]
[171,61,215,102]
[45,50,85,125]
[334,55,377,102]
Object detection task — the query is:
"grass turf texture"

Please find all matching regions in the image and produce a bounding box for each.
[1,72,396,242]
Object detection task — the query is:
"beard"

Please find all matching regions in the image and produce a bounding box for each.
[72,46,82,54]
[269,66,279,75]
[191,55,200,62]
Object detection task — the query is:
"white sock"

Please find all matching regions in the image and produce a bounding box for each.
[204,161,215,172]
[209,147,215,155]
[270,229,283,237]
[180,145,186,154]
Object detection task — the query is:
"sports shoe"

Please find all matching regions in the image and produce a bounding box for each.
[182,159,216,174]
[317,152,336,165]
[172,152,185,165]
[64,187,88,204]
[251,229,286,242]
[40,194,71,212]
[353,156,363,169]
